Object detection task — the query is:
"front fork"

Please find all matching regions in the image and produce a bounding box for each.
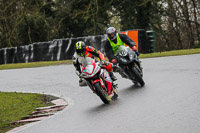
[86,71,113,95]
[92,79,105,89]
[86,78,107,94]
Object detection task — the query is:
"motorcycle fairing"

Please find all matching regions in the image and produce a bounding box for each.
[82,64,95,75]
[80,57,101,78]
[100,69,112,82]
[114,45,137,64]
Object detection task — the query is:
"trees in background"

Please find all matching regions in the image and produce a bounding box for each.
[155,0,200,51]
[110,0,200,51]
[0,0,199,51]
[0,0,112,48]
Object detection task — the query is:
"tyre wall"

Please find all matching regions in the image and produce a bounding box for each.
[0,30,150,65]
[0,35,107,65]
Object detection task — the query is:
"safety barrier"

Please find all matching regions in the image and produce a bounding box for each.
[0,30,152,65]
[0,35,107,65]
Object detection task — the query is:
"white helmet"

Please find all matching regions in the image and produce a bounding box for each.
[106,27,117,41]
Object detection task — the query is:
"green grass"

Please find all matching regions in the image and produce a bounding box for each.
[0,92,56,133]
[0,60,72,70]
[140,48,200,58]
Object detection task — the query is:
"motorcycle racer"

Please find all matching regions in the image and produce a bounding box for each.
[72,41,117,96]
[104,27,142,73]
[105,27,139,64]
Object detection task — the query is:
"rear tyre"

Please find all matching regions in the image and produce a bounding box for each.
[94,82,111,104]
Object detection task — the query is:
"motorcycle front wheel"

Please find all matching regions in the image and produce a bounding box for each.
[94,82,111,104]
[130,67,145,87]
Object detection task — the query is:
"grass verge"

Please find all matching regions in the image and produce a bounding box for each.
[0,60,72,70]
[0,92,56,133]
[140,48,200,58]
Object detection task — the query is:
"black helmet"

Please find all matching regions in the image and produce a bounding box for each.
[106,27,117,41]
[75,41,86,56]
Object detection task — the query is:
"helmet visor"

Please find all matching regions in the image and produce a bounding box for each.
[76,48,85,56]
[108,33,116,40]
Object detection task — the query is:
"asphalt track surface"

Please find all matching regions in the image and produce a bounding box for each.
[1,54,200,133]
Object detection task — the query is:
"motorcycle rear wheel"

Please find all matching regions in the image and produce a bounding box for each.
[94,82,111,104]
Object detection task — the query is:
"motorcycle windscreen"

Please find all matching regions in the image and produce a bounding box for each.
[80,57,100,77]
[114,46,129,64]
[114,45,128,56]
[81,57,93,66]
[83,65,94,74]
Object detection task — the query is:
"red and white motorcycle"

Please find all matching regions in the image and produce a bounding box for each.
[78,57,118,104]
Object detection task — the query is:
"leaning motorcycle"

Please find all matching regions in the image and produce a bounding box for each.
[114,45,145,87]
[79,57,118,104]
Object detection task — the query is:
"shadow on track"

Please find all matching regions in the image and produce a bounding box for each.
[85,99,119,114]
[119,84,146,97]
[84,85,145,114]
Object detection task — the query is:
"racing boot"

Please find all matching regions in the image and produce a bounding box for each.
[109,72,117,81]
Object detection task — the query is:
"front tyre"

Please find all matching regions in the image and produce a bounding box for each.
[94,82,111,104]
[131,67,145,87]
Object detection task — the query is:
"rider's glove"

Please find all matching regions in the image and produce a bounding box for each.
[111,59,117,65]
[132,46,137,51]
[132,46,139,56]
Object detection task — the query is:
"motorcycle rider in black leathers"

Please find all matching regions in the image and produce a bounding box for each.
[104,27,142,77]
